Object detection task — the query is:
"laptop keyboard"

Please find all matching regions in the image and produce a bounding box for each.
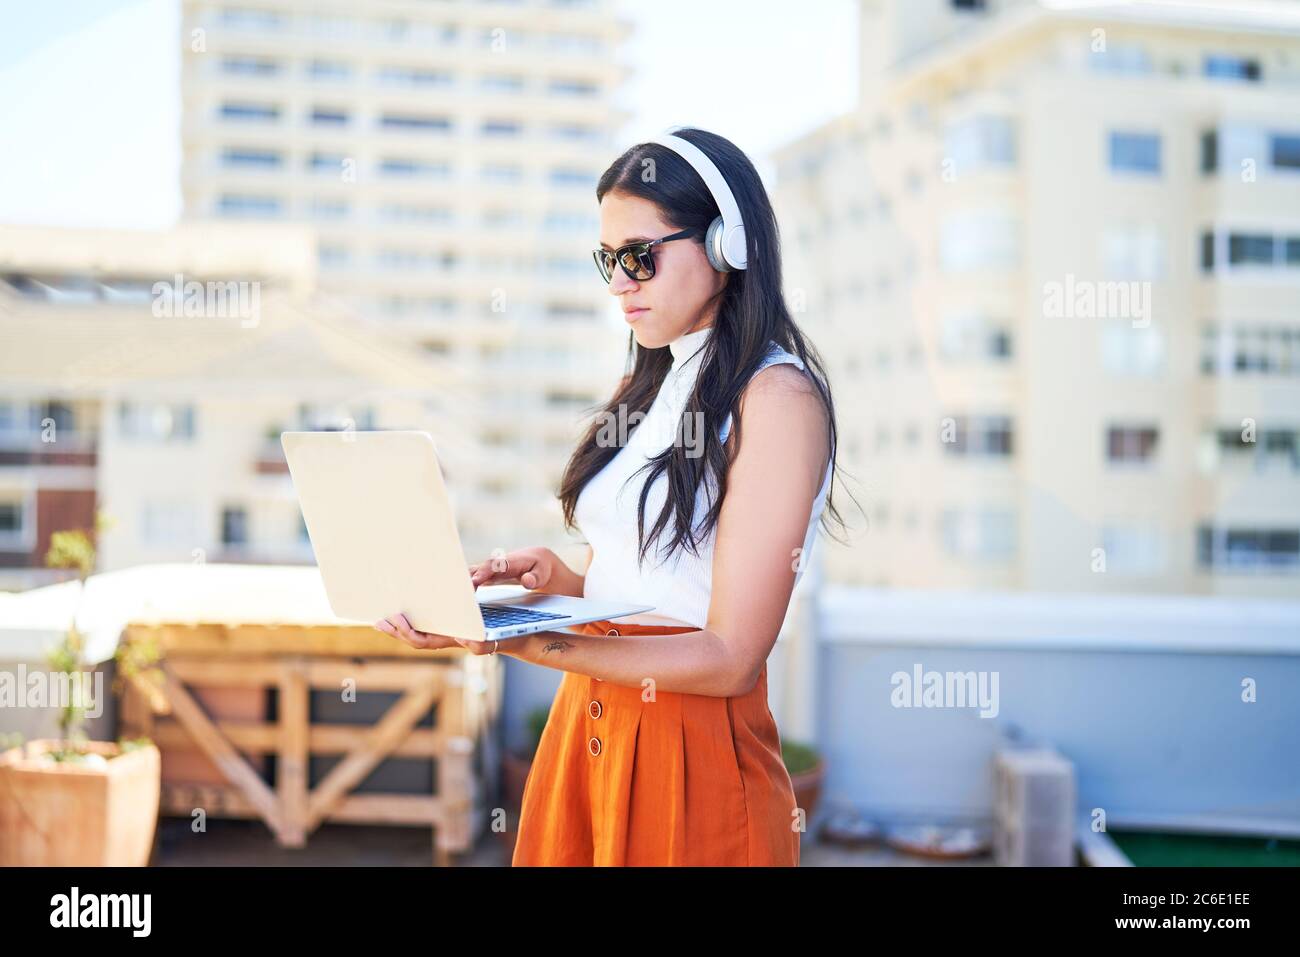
[480,604,569,628]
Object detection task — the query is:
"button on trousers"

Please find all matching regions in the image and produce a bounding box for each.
[511,619,800,866]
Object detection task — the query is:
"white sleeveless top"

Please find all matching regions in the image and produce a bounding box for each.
[575,324,834,628]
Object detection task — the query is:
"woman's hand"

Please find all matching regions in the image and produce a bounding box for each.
[373,613,463,651]
[468,546,559,592]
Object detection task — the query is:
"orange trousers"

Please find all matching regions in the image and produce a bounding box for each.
[511,618,800,866]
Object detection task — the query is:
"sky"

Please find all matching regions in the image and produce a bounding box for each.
[0,0,858,230]
[0,0,863,231]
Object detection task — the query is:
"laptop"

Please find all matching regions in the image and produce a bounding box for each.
[281,430,653,641]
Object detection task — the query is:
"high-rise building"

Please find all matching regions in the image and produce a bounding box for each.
[774,0,1300,596]
[180,0,634,561]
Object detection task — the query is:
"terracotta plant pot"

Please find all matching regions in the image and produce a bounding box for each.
[789,757,826,825]
[0,740,161,866]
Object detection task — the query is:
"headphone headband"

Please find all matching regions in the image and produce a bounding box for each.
[645,130,748,270]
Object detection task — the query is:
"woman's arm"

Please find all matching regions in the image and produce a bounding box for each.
[499,365,830,697]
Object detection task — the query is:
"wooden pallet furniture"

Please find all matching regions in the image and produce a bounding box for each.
[117,621,500,866]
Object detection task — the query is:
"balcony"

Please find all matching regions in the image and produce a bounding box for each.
[0,430,98,467]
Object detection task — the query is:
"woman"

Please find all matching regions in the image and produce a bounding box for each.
[376,127,850,866]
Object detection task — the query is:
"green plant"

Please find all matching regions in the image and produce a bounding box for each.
[522,705,551,758]
[781,739,821,776]
[113,629,165,711]
[41,510,154,763]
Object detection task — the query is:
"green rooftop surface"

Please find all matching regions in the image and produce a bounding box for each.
[1111,831,1300,867]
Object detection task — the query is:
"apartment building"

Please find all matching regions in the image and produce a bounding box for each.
[180,0,633,560]
[0,222,466,589]
[773,0,1300,596]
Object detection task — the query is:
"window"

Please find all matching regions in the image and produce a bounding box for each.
[1204,54,1261,82]
[379,113,452,132]
[1103,226,1165,279]
[939,508,1016,561]
[481,119,522,137]
[1109,131,1161,174]
[1201,322,1300,376]
[1197,527,1300,571]
[549,123,601,143]
[0,499,24,545]
[119,402,196,441]
[1102,321,1164,375]
[939,211,1018,272]
[542,209,598,233]
[217,194,282,217]
[318,245,350,268]
[1202,231,1300,273]
[482,209,525,228]
[375,66,453,87]
[938,313,1013,362]
[481,73,525,92]
[481,164,523,183]
[297,403,374,432]
[141,502,199,546]
[220,55,280,76]
[307,152,345,174]
[375,248,456,270]
[307,59,351,81]
[1090,42,1152,75]
[1200,130,1218,173]
[547,78,598,97]
[221,507,248,547]
[1101,525,1166,574]
[1229,234,1274,266]
[544,390,597,408]
[549,168,594,188]
[943,115,1015,171]
[1106,425,1159,464]
[1270,134,1300,171]
[219,102,280,122]
[309,197,350,219]
[377,204,454,224]
[311,107,350,126]
[378,157,451,178]
[546,32,603,53]
[221,8,284,30]
[942,415,1013,457]
[1208,427,1300,472]
[221,148,282,169]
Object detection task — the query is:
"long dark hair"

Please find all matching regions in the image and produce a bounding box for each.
[558,127,855,568]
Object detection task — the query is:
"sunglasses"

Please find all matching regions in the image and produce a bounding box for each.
[591,226,701,283]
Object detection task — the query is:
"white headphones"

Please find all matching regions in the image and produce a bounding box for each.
[645,129,748,273]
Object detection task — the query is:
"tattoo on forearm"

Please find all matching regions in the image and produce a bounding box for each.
[541,639,575,654]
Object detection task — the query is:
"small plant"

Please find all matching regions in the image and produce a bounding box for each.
[40,509,156,764]
[113,629,167,713]
[522,706,551,758]
[781,739,821,776]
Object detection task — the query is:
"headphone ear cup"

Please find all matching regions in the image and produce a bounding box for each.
[704,217,731,272]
